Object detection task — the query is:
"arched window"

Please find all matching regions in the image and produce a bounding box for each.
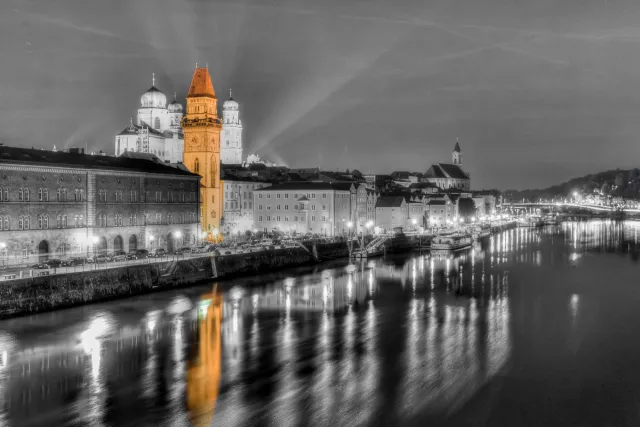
[154,117,161,129]
[43,189,48,201]
[24,216,30,230]
[38,188,43,201]
[0,216,8,230]
[194,158,200,174]
[18,216,23,230]
[38,215,43,229]
[44,215,49,229]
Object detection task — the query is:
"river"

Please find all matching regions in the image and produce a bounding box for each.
[1,220,640,426]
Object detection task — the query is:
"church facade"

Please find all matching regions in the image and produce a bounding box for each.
[115,75,184,163]
[182,67,223,237]
[220,91,243,164]
[423,141,470,191]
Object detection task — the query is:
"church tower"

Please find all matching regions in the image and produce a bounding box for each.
[220,90,243,164]
[452,139,462,166]
[182,66,223,236]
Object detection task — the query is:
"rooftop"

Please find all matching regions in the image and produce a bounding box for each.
[187,67,216,98]
[375,196,406,208]
[0,145,198,177]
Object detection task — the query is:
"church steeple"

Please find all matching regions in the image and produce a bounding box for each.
[452,138,462,166]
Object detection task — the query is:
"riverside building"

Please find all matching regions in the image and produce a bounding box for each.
[0,146,200,266]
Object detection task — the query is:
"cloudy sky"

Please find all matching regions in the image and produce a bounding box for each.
[2,0,640,189]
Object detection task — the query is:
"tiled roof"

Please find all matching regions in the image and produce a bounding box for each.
[187,68,216,98]
[375,196,405,208]
[438,163,468,179]
[0,145,198,177]
[424,163,468,180]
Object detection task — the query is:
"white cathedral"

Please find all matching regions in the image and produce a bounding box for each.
[220,90,243,164]
[115,75,243,165]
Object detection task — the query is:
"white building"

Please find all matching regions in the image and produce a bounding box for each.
[220,90,243,164]
[115,74,184,163]
[222,178,270,236]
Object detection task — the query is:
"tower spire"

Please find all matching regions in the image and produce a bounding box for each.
[152,72,155,87]
[195,62,198,69]
[174,91,177,101]
[229,88,232,99]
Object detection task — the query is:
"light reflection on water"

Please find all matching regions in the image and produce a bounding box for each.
[1,221,640,426]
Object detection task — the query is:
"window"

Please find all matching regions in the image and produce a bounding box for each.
[22,249,28,259]
[38,215,43,229]
[276,205,281,210]
[61,215,66,228]
[322,193,327,199]
[258,194,263,199]
[74,189,80,201]
[277,216,281,221]
[322,216,326,221]
[0,188,7,202]
[130,190,137,202]
[156,191,162,202]
[294,216,298,222]
[284,194,289,199]
[284,205,289,210]
[154,117,161,129]
[258,205,263,210]
[38,188,43,201]
[267,206,271,210]
[311,205,316,211]
[133,214,137,225]
[322,204,327,210]
[19,188,23,202]
[311,216,316,221]
[156,213,161,223]
[312,194,316,199]
[44,188,49,201]
[277,194,281,199]
[285,216,289,221]
[259,216,263,221]
[266,216,271,221]
[194,158,200,174]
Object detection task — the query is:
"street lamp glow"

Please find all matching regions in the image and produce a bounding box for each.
[175,231,182,239]
[149,235,155,241]
[366,221,373,228]
[347,221,353,228]
[0,242,5,249]
[92,236,99,244]
[200,231,207,238]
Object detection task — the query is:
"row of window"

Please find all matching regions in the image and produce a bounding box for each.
[0,214,76,231]
[0,188,86,202]
[257,192,352,200]
[96,190,197,203]
[257,215,327,222]
[256,204,330,211]
[96,212,198,227]
[225,201,253,210]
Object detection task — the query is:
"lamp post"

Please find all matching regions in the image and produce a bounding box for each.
[347,221,353,239]
[412,218,417,232]
[92,237,99,270]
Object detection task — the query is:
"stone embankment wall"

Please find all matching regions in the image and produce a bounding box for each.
[0,248,312,320]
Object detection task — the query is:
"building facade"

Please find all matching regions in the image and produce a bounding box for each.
[426,194,458,225]
[115,74,184,163]
[182,67,223,236]
[424,141,470,191]
[220,90,243,164]
[253,182,352,236]
[0,146,200,266]
[221,178,270,236]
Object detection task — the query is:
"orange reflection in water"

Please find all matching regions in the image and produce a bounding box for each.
[187,286,223,426]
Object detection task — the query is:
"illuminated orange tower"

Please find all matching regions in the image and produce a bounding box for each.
[187,288,223,426]
[182,66,223,236]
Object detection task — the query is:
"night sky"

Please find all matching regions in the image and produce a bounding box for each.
[2,0,640,189]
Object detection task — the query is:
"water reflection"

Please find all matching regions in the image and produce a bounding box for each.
[3,221,640,426]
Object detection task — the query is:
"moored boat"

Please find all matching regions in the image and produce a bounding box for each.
[542,214,560,225]
[470,224,491,240]
[431,232,473,252]
[516,216,544,228]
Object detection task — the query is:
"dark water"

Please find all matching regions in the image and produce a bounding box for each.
[1,220,640,427]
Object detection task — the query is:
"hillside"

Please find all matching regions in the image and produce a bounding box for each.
[503,168,640,202]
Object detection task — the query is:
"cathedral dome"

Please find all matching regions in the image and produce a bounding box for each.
[223,89,238,110]
[141,86,167,109]
[168,100,183,113]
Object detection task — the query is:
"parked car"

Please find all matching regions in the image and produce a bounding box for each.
[61,257,86,267]
[110,251,127,262]
[29,263,49,269]
[134,249,149,259]
[125,252,138,260]
[94,254,110,263]
[150,248,167,258]
[45,259,62,268]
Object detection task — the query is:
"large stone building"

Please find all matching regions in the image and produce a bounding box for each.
[182,67,223,237]
[220,90,243,164]
[0,146,200,266]
[221,176,270,236]
[424,141,470,191]
[115,74,184,163]
[253,182,352,236]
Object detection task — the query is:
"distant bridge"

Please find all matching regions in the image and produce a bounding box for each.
[503,202,639,214]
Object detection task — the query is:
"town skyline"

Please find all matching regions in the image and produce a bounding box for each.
[3,0,640,189]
